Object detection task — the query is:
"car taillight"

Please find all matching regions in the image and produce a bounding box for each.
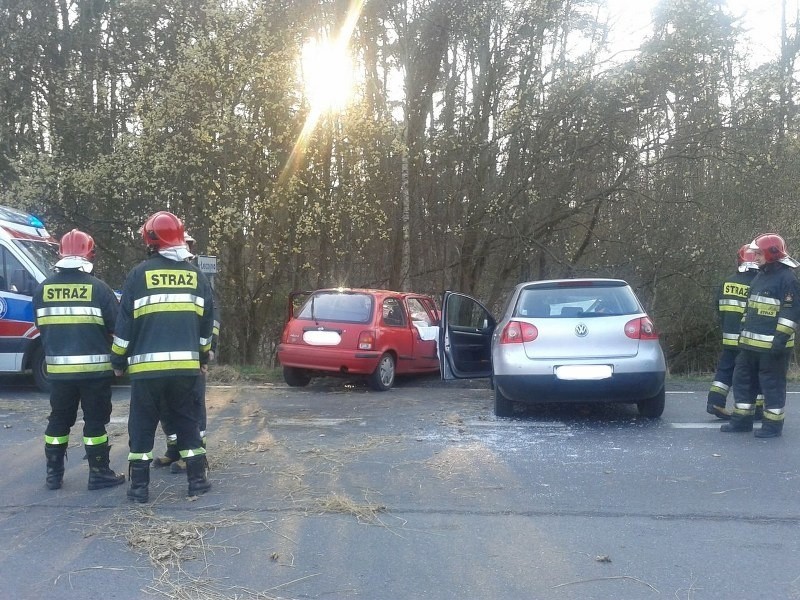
[358,331,375,350]
[500,321,538,344]
[624,317,659,340]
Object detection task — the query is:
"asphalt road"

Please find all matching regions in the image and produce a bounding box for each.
[1,375,799,600]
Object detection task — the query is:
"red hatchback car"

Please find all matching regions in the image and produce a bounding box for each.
[277,288,441,390]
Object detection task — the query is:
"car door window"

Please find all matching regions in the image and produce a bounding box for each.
[407,298,432,325]
[446,294,491,331]
[0,247,32,294]
[382,298,406,327]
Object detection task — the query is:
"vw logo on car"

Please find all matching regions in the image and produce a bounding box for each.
[575,323,588,337]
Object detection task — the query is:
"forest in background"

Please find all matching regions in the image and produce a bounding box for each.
[2,0,800,372]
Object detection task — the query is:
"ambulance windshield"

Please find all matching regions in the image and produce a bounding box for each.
[14,239,59,278]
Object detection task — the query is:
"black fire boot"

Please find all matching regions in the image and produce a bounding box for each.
[706,403,731,420]
[171,435,206,474]
[754,397,765,421]
[153,438,180,468]
[86,444,126,490]
[754,415,784,438]
[720,408,754,433]
[186,455,211,496]
[45,443,68,490]
[127,460,151,503]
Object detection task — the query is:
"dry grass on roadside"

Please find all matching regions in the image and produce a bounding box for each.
[211,437,277,471]
[99,507,219,568]
[93,507,288,600]
[313,492,386,524]
[206,364,242,384]
[298,434,403,472]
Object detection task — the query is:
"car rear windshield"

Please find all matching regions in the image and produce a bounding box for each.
[514,283,642,318]
[297,292,374,324]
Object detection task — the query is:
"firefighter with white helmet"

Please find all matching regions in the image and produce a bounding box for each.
[33,228,126,491]
[707,244,764,419]
[112,211,215,501]
[723,233,800,438]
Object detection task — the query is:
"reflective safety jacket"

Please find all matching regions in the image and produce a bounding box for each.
[111,254,214,378]
[739,262,800,353]
[212,315,220,355]
[33,269,118,379]
[716,269,758,347]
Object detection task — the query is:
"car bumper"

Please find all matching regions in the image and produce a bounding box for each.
[494,371,666,404]
[277,344,380,375]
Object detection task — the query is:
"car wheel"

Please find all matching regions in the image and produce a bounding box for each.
[368,353,395,391]
[283,366,311,387]
[637,385,665,418]
[494,386,514,417]
[31,345,51,393]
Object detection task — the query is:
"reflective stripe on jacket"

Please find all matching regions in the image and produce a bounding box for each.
[111,254,214,379]
[33,270,118,379]
[738,262,800,353]
[716,269,757,347]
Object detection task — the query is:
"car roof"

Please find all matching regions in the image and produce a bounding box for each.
[516,278,628,288]
[311,288,434,299]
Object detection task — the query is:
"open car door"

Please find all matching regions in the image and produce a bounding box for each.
[439,291,495,379]
[287,290,312,323]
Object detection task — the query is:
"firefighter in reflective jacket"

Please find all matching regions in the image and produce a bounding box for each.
[723,233,800,438]
[112,211,215,502]
[707,245,764,419]
[33,229,125,491]
[153,231,219,473]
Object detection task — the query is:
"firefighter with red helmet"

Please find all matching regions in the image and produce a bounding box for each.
[707,244,764,419]
[152,230,219,473]
[33,229,126,491]
[723,233,800,438]
[112,211,215,502]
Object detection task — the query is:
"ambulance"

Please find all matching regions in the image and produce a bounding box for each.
[0,205,59,390]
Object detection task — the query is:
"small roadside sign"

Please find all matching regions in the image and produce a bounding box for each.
[197,255,217,274]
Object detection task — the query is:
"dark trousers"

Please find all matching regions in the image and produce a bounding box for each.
[708,348,738,405]
[160,371,207,439]
[128,376,203,455]
[46,378,112,439]
[732,349,790,410]
[709,347,763,405]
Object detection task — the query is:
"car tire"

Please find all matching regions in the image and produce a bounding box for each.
[31,345,51,393]
[494,387,514,417]
[283,366,311,387]
[368,353,395,391]
[637,385,665,418]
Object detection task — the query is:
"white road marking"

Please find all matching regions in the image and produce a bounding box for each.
[270,417,363,426]
[469,420,567,429]
[667,390,800,394]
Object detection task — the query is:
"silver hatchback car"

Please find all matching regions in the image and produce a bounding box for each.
[439,279,667,417]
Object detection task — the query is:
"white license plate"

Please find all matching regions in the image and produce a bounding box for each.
[555,365,612,380]
[303,331,342,346]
